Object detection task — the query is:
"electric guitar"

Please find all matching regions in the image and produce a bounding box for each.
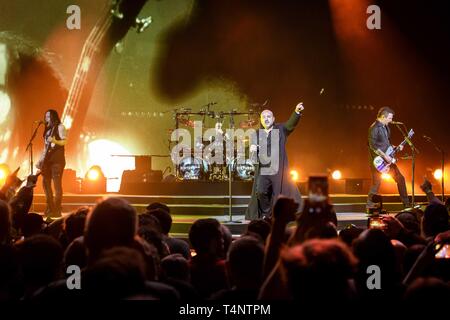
[36,125,58,170]
[373,129,414,173]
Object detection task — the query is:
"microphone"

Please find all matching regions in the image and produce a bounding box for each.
[391,121,404,125]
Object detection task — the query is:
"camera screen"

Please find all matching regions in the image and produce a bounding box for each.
[435,244,450,259]
[308,176,329,200]
[368,217,386,230]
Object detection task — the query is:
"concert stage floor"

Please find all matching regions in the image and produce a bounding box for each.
[32,181,436,237]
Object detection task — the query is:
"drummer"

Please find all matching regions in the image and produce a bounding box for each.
[205,122,227,165]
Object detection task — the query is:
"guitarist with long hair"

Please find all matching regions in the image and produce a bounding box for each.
[36,109,67,220]
[367,107,410,211]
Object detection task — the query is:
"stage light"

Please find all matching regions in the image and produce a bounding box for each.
[0,88,11,124]
[86,166,101,181]
[0,163,10,184]
[434,169,443,180]
[381,173,392,181]
[290,170,299,182]
[331,170,342,180]
[2,129,11,142]
[81,165,106,193]
[86,139,134,192]
[63,115,73,129]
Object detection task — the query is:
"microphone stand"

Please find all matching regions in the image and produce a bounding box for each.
[395,123,419,206]
[25,122,43,175]
[424,136,445,201]
[227,111,241,223]
[173,110,180,180]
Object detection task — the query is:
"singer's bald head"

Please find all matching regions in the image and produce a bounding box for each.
[260,109,275,129]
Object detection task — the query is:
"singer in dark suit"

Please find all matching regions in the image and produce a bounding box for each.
[367,107,410,210]
[246,102,304,220]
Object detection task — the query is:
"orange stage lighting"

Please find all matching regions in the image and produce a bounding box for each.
[331,170,342,180]
[0,163,10,185]
[85,139,134,192]
[82,165,106,194]
[381,173,393,181]
[434,169,443,180]
[86,165,103,181]
[290,170,299,182]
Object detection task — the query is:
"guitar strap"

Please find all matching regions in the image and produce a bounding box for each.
[383,125,390,142]
[42,125,58,167]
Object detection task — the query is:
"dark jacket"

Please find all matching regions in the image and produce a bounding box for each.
[368,120,391,160]
[246,111,303,220]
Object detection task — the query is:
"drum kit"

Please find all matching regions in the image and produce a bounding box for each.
[177,155,256,181]
[170,105,261,182]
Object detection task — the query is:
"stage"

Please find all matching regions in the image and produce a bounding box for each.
[31,181,435,237]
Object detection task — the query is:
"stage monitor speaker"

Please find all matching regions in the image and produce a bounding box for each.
[62,169,80,193]
[135,156,152,173]
[345,178,370,194]
[330,179,345,194]
[120,170,163,194]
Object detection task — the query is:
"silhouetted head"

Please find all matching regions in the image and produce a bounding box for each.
[64,206,89,244]
[422,203,449,238]
[227,236,264,289]
[189,218,223,257]
[85,197,137,263]
[395,210,421,235]
[146,202,170,213]
[281,239,357,303]
[339,224,364,247]
[146,208,172,235]
[83,246,147,299]
[353,229,400,292]
[160,253,190,282]
[17,234,63,290]
[22,212,45,238]
[245,219,271,243]
[404,277,450,309]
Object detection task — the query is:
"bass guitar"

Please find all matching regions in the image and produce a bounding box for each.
[373,129,414,173]
[36,125,58,170]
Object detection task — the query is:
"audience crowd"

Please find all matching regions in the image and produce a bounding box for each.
[0,171,449,309]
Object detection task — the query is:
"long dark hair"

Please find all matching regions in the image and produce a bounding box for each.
[43,109,61,136]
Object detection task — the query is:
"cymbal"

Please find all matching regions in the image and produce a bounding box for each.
[178,118,195,128]
[239,119,258,128]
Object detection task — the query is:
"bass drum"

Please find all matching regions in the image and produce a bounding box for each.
[231,158,255,181]
[177,156,209,180]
